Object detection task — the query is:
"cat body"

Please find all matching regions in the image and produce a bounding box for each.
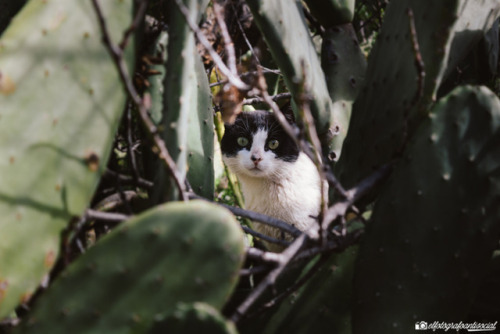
[221,111,321,251]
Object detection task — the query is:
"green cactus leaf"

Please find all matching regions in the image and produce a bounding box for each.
[0,0,133,319]
[443,0,500,80]
[154,0,214,201]
[304,0,355,27]
[352,86,500,333]
[17,200,246,334]
[149,302,239,334]
[336,0,500,193]
[321,24,366,160]
[246,0,342,150]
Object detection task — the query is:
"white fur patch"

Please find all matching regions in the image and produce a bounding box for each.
[224,148,322,252]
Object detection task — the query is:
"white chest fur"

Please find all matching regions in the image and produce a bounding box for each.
[234,153,321,245]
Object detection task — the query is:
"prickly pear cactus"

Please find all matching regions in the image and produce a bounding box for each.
[149,302,239,334]
[159,0,214,201]
[304,0,355,27]
[353,86,500,333]
[245,0,338,146]
[0,0,133,319]
[16,201,245,334]
[336,0,500,190]
[321,24,366,160]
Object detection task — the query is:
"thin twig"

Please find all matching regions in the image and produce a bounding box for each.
[231,234,308,323]
[213,1,238,77]
[85,209,130,223]
[229,0,261,65]
[103,169,154,189]
[119,0,148,50]
[91,0,188,201]
[322,164,391,231]
[189,193,303,237]
[240,265,271,277]
[246,247,284,264]
[126,102,140,182]
[242,226,291,247]
[209,67,281,87]
[255,68,300,148]
[174,0,249,90]
[243,92,291,105]
[246,253,329,319]
[297,89,329,244]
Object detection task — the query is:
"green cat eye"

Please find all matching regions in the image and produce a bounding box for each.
[237,137,249,147]
[268,139,279,150]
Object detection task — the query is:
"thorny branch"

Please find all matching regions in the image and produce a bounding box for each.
[209,67,281,88]
[213,1,238,77]
[174,0,249,91]
[91,0,188,201]
[322,164,392,233]
[231,234,308,323]
[189,194,303,238]
[242,92,291,105]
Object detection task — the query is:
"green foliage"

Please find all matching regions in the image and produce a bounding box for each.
[0,0,134,319]
[16,201,245,334]
[245,0,337,142]
[1,0,500,332]
[149,302,238,334]
[353,86,500,333]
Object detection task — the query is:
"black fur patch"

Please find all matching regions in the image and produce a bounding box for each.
[221,110,299,162]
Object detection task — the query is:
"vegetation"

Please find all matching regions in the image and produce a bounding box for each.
[0,0,499,333]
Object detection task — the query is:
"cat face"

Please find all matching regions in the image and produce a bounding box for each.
[221,111,299,178]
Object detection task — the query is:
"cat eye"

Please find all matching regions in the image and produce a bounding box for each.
[268,139,279,150]
[237,137,249,147]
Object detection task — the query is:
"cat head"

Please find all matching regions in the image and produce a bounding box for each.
[221,110,299,179]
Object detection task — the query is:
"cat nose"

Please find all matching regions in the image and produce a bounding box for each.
[251,154,262,164]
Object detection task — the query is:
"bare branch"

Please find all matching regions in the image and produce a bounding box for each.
[209,67,281,88]
[84,209,129,223]
[189,193,303,237]
[322,164,392,231]
[239,265,271,277]
[254,68,300,148]
[245,247,283,264]
[231,234,308,323]
[246,254,329,319]
[213,1,238,76]
[242,226,291,247]
[174,0,249,90]
[243,92,291,105]
[119,0,148,50]
[103,169,154,189]
[91,0,188,201]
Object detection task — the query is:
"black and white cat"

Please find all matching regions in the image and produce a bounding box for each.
[221,110,321,251]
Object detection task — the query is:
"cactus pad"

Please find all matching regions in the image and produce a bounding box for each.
[17,200,245,334]
[352,86,500,333]
[0,0,133,319]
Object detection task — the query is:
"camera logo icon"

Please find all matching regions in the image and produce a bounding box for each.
[415,321,428,330]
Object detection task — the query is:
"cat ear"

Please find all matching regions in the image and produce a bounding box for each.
[279,101,295,124]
